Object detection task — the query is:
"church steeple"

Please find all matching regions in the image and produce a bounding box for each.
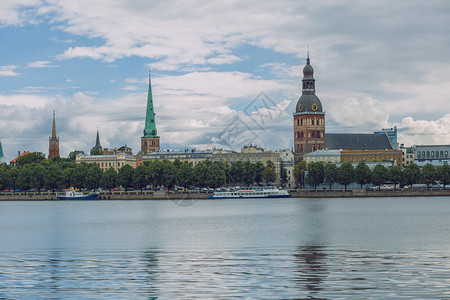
[141,71,160,154]
[0,139,6,164]
[90,127,103,155]
[48,111,60,159]
[143,72,158,138]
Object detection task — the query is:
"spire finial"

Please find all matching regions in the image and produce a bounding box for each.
[307,45,310,58]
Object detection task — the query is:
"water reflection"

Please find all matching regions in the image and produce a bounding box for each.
[294,246,328,295]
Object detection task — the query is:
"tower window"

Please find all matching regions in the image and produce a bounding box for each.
[312,119,314,125]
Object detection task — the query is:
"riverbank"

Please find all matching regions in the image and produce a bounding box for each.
[0,189,449,200]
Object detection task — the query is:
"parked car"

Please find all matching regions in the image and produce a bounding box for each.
[14,189,23,193]
[110,188,119,191]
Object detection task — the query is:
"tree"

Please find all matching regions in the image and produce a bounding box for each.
[242,161,255,186]
[31,164,46,190]
[354,161,371,189]
[16,165,33,190]
[15,152,45,168]
[421,163,436,187]
[262,161,277,185]
[90,148,103,156]
[306,161,324,190]
[279,163,288,187]
[177,161,193,188]
[253,162,264,186]
[403,163,421,188]
[389,165,403,189]
[117,164,135,188]
[68,150,85,161]
[436,164,450,188]
[205,162,226,188]
[337,162,354,191]
[102,167,117,190]
[230,161,244,185]
[324,163,338,190]
[371,164,389,189]
[85,164,103,189]
[133,164,148,191]
[293,160,307,189]
[45,164,64,191]
[161,160,176,188]
[193,161,208,188]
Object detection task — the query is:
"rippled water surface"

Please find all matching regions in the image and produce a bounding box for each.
[1,197,449,298]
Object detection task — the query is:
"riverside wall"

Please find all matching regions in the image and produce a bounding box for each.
[0,189,449,201]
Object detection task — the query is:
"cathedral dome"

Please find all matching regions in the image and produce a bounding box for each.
[295,94,323,113]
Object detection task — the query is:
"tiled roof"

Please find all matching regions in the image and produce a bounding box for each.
[326,133,392,150]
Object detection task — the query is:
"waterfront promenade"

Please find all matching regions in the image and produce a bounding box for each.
[1,189,449,201]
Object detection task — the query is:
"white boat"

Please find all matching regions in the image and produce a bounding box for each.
[209,186,291,199]
[57,190,99,200]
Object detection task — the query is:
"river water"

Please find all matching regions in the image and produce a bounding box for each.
[0,197,449,299]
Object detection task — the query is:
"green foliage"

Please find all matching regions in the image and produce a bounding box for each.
[389,165,403,188]
[324,163,338,190]
[133,164,148,190]
[337,162,354,191]
[117,164,135,188]
[436,164,450,188]
[15,152,45,168]
[371,164,389,188]
[293,160,307,189]
[90,148,103,156]
[403,163,421,188]
[306,162,324,190]
[279,163,288,187]
[262,161,277,185]
[68,150,85,161]
[354,161,371,189]
[421,163,436,187]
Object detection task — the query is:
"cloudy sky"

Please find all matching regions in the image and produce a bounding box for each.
[1,0,449,160]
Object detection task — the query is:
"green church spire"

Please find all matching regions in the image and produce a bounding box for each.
[143,72,158,138]
[0,139,5,164]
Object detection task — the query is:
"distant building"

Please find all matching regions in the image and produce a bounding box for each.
[0,139,6,164]
[303,149,341,164]
[279,148,296,187]
[400,144,414,166]
[142,149,216,165]
[374,127,398,149]
[48,111,60,159]
[141,73,160,154]
[76,153,137,172]
[10,151,31,167]
[103,145,133,156]
[414,145,449,166]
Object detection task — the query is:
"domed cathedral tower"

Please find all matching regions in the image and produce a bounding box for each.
[48,111,60,159]
[293,52,325,161]
[141,72,160,154]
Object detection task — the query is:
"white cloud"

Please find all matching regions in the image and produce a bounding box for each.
[0,65,19,77]
[26,60,57,68]
[122,85,138,91]
[398,115,450,147]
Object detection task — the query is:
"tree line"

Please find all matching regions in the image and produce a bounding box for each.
[0,152,279,191]
[294,160,450,190]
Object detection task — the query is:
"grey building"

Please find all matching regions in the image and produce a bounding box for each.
[414,145,449,166]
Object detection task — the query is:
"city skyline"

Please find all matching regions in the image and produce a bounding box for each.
[1,1,449,160]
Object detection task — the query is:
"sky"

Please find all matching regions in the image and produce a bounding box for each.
[1,0,449,161]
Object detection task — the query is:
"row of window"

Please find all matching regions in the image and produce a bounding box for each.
[296,131,324,139]
[341,157,398,163]
[416,150,448,159]
[97,161,127,167]
[296,118,324,126]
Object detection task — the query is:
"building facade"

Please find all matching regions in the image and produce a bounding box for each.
[414,145,449,166]
[293,53,326,161]
[374,127,398,149]
[48,111,60,159]
[76,153,137,172]
[141,73,160,154]
[400,144,414,166]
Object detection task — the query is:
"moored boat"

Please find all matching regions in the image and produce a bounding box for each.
[209,186,290,199]
[57,190,99,200]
